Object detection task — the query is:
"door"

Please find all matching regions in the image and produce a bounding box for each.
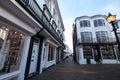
[29,42,39,74]
[94,47,101,62]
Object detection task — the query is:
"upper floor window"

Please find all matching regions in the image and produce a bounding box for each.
[45,0,51,7]
[80,20,91,27]
[81,32,92,43]
[48,46,54,61]
[94,19,105,27]
[53,8,57,21]
[48,0,52,11]
[117,33,120,41]
[96,31,108,42]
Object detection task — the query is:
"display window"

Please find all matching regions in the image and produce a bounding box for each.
[0,25,26,75]
[83,46,93,59]
[101,46,116,59]
[48,45,54,61]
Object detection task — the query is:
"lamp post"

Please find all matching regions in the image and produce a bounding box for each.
[106,13,120,56]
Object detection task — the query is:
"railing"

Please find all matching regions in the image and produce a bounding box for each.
[16,0,65,48]
[78,38,117,44]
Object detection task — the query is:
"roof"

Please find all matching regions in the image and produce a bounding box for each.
[75,14,107,22]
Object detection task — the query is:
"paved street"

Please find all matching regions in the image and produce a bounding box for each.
[29,56,120,80]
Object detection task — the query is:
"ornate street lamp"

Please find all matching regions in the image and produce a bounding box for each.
[106,13,120,56]
[106,13,116,23]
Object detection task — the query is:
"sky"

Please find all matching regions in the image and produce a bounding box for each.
[57,0,120,52]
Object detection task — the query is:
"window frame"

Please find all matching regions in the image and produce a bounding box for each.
[94,19,105,27]
[81,32,93,43]
[80,20,91,27]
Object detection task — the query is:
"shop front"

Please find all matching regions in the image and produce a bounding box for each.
[40,39,57,72]
[0,23,27,80]
[81,44,118,64]
[45,43,56,68]
[25,36,44,79]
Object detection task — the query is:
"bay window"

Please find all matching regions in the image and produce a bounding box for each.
[94,19,105,27]
[80,20,91,27]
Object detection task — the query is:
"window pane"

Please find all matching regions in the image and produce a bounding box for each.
[0,27,26,75]
[81,32,92,43]
[48,46,54,61]
[117,33,120,41]
[0,26,8,54]
[96,31,108,42]
[80,20,90,27]
[94,19,105,27]
[80,21,83,27]
[101,46,116,59]
[83,46,93,59]
[94,20,97,27]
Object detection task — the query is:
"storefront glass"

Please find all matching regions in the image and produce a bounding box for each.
[0,25,26,75]
[8,76,18,80]
[83,46,93,59]
[101,46,116,59]
[48,46,54,61]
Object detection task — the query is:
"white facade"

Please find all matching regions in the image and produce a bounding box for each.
[73,15,120,64]
[0,1,38,79]
[37,0,65,73]
[0,0,65,80]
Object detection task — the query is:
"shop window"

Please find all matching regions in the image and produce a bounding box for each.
[0,26,26,75]
[8,76,18,80]
[101,46,116,59]
[48,46,54,61]
[83,46,93,59]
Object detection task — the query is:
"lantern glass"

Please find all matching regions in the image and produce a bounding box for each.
[106,15,116,23]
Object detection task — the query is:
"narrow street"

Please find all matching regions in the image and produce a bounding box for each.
[29,56,120,80]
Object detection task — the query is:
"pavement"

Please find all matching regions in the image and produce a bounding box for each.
[29,56,120,80]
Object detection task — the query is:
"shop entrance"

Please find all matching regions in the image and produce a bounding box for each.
[29,40,39,74]
[93,46,102,63]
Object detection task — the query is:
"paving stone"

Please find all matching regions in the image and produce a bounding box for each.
[29,56,120,80]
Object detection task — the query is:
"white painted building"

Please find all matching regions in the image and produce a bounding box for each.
[64,45,73,59]
[0,0,65,80]
[73,15,120,64]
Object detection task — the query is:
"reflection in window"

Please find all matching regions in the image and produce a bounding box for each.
[101,46,116,59]
[0,27,8,55]
[83,46,93,59]
[80,20,91,27]
[53,9,57,21]
[94,19,105,27]
[48,46,54,61]
[96,31,108,43]
[117,33,120,41]
[0,26,26,75]
[81,32,92,43]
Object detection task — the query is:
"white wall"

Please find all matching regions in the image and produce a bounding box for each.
[19,36,31,80]
[36,0,45,10]
[76,16,116,42]
[75,15,119,64]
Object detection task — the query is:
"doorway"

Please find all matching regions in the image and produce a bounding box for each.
[93,46,102,63]
[29,39,39,74]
